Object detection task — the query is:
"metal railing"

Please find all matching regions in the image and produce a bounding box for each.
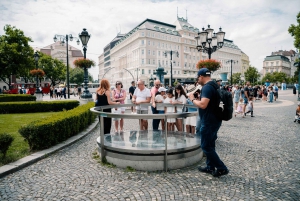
[90,103,198,172]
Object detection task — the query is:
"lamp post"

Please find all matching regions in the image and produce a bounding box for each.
[78,28,92,99]
[149,75,154,87]
[164,50,179,87]
[226,60,238,85]
[53,34,80,99]
[195,25,225,59]
[33,51,40,94]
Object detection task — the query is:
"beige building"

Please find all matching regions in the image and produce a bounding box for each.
[98,17,249,88]
[262,55,291,76]
[241,51,250,74]
[40,41,83,68]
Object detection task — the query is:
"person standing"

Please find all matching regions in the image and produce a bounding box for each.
[273,84,278,101]
[78,86,82,98]
[132,80,151,131]
[242,81,250,117]
[50,87,53,99]
[95,79,120,135]
[174,84,187,131]
[188,68,229,177]
[232,85,241,112]
[112,81,126,133]
[151,80,161,130]
[129,81,136,114]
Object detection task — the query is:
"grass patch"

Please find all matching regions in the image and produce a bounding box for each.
[92,153,116,168]
[0,112,56,166]
[125,166,136,172]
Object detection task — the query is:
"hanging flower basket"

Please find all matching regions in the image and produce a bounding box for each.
[73,58,95,68]
[30,69,45,77]
[196,59,221,72]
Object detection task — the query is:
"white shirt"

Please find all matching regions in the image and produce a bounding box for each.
[155,94,165,111]
[133,87,151,110]
[176,94,187,112]
[164,97,175,113]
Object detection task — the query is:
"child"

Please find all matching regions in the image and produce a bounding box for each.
[294,102,300,123]
[245,96,254,117]
[164,89,176,131]
[268,86,274,103]
[155,87,167,130]
[235,98,244,117]
[185,96,198,134]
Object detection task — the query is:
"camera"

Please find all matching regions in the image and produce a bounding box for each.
[193,89,201,99]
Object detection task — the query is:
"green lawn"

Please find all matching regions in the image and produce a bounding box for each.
[0,112,56,166]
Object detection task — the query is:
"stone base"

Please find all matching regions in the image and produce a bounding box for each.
[79,98,94,105]
[35,93,43,101]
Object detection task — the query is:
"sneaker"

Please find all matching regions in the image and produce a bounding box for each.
[251,115,255,117]
[244,113,246,117]
[198,166,214,174]
[212,169,229,177]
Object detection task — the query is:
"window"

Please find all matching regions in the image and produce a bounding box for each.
[174,71,176,74]
[149,70,151,74]
[142,49,144,55]
[162,60,164,65]
[141,40,144,45]
[178,62,180,66]
[185,62,187,67]
[158,60,160,64]
[142,69,144,74]
[153,41,155,46]
[276,61,279,66]
[158,42,160,47]
[142,59,144,64]
[178,71,180,74]
[148,50,150,55]
[142,32,144,36]
[153,51,155,55]
[153,59,155,64]
[148,40,150,45]
[162,43,164,48]
[158,51,160,56]
[166,61,168,66]
[185,55,187,59]
[148,59,150,64]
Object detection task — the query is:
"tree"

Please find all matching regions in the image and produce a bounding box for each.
[38,52,66,86]
[69,67,93,86]
[288,12,300,50]
[230,72,241,84]
[262,72,289,84]
[262,73,273,83]
[0,25,35,86]
[244,66,260,84]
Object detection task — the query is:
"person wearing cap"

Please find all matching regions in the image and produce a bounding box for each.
[216,79,222,88]
[151,80,161,130]
[188,68,229,177]
[154,87,167,130]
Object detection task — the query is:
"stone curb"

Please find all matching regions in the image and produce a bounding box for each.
[0,118,99,178]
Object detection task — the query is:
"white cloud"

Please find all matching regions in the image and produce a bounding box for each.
[1,0,300,79]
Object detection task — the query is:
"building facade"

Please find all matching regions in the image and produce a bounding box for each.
[262,55,291,76]
[98,17,249,89]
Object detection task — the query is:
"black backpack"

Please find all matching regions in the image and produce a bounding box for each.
[249,87,254,97]
[207,82,233,121]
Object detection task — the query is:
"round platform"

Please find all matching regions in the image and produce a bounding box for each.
[96,130,203,171]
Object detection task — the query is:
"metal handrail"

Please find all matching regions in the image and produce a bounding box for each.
[90,103,199,172]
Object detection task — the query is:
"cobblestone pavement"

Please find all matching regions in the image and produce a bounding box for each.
[0,90,299,200]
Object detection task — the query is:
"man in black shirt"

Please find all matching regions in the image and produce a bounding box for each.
[243,81,250,116]
[129,81,136,113]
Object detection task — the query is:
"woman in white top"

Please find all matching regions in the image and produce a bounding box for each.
[164,88,176,131]
[174,84,187,132]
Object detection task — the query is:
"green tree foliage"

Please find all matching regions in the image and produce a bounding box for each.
[38,52,66,86]
[244,66,260,84]
[288,12,300,50]
[0,25,35,86]
[230,72,241,84]
[69,67,93,86]
[262,72,289,83]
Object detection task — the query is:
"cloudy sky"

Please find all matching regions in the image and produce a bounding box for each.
[1,0,299,80]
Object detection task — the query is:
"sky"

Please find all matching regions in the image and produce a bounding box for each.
[1,0,300,80]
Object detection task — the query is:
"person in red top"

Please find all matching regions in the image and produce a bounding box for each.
[112,81,126,133]
[151,80,161,130]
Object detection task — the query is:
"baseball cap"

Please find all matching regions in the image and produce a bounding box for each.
[197,68,211,77]
[216,79,222,82]
[158,87,167,92]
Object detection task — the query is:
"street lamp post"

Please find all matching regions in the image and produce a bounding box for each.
[164,50,179,87]
[195,25,225,59]
[33,51,42,100]
[79,28,92,99]
[53,34,80,99]
[226,60,238,85]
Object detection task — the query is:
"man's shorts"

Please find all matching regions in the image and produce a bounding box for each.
[243,97,248,104]
[137,110,148,114]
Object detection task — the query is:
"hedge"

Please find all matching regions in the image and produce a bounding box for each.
[0,94,36,102]
[0,101,80,114]
[0,133,14,158]
[19,102,96,150]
